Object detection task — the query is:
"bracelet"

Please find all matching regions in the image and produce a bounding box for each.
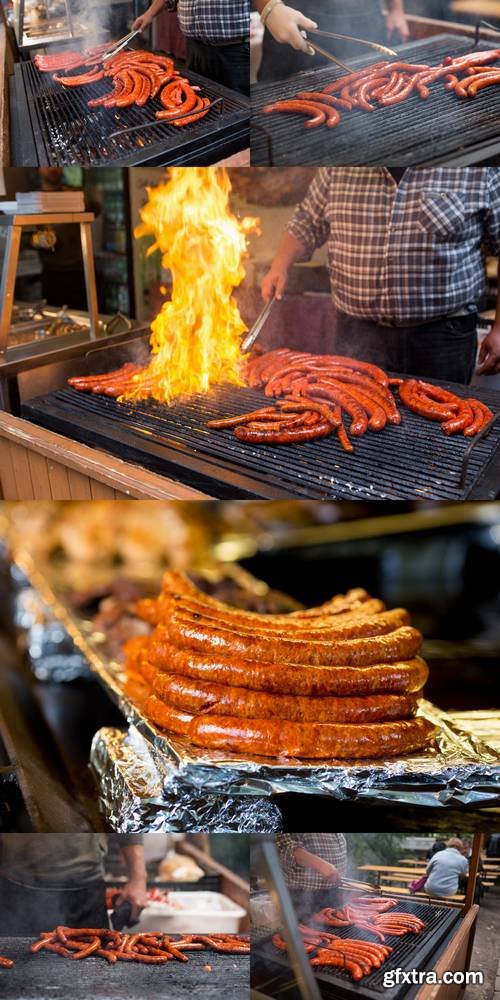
[260,0,283,28]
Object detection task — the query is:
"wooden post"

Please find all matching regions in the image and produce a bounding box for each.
[463,832,482,915]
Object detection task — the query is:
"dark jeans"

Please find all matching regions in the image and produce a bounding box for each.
[334,311,478,385]
[289,888,340,922]
[186,39,250,95]
[258,0,385,82]
[0,876,108,935]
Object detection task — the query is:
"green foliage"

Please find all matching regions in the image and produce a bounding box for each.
[345,833,408,867]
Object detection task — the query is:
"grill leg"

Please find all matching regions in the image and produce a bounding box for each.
[0,225,22,357]
[80,221,99,339]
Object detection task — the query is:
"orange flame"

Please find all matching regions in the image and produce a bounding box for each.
[126,168,258,403]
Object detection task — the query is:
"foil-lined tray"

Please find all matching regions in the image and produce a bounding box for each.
[8,551,500,818]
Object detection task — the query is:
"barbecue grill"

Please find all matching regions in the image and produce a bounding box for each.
[255,900,460,1000]
[11,61,249,166]
[251,34,500,166]
[0,938,249,999]
[21,373,500,500]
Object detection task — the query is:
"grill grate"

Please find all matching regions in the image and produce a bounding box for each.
[251,35,500,166]
[22,377,500,499]
[13,60,249,166]
[257,900,460,1000]
[0,937,249,1000]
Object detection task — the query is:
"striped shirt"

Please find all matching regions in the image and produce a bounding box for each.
[176,0,249,43]
[287,167,500,325]
[276,834,347,890]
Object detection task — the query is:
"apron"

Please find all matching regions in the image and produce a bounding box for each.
[258,0,386,82]
[0,876,109,935]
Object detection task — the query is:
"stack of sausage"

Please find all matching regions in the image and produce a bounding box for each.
[314,897,425,942]
[207,350,493,450]
[36,46,211,124]
[394,378,493,436]
[31,928,249,964]
[68,362,149,398]
[123,570,436,760]
[34,43,112,73]
[273,927,393,981]
[262,49,500,131]
[210,349,401,452]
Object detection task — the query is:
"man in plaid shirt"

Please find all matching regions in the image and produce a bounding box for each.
[262,167,500,383]
[276,833,347,918]
[133,1,249,94]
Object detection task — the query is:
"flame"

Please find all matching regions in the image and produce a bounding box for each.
[126,168,258,403]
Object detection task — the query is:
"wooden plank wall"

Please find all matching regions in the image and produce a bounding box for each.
[0,414,210,500]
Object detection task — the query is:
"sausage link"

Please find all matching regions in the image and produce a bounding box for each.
[262,100,327,128]
[152,671,420,723]
[165,612,422,666]
[144,700,436,759]
[234,420,332,444]
[146,641,429,697]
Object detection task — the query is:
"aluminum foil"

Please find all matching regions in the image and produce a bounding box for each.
[8,561,91,682]
[8,551,500,822]
[91,726,283,832]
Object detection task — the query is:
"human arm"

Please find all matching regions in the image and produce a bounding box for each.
[262,168,331,301]
[261,231,307,301]
[293,846,342,885]
[385,0,409,42]
[115,845,148,921]
[477,278,500,375]
[253,1,317,52]
[132,0,165,32]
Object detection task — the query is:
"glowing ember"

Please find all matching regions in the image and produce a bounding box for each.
[125,168,258,403]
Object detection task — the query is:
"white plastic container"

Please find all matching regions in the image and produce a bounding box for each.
[130,891,246,934]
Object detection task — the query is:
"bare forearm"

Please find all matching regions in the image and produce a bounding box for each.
[275,231,307,268]
[294,847,324,872]
[122,846,147,886]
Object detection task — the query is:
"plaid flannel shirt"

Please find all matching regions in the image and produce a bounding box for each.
[176,0,249,43]
[276,834,347,890]
[287,167,500,325]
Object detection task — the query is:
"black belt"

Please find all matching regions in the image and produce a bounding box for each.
[204,36,250,46]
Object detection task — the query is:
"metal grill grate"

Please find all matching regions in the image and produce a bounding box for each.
[22,377,500,499]
[12,60,249,166]
[251,35,500,166]
[1,937,249,1000]
[257,900,460,1000]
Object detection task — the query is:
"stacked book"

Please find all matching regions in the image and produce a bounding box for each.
[15,191,85,213]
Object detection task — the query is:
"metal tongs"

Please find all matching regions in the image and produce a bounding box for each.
[241,297,277,352]
[303,28,398,72]
[102,28,141,62]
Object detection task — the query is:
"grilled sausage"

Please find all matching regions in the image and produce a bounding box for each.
[262,100,327,128]
[166,604,410,640]
[147,641,429,697]
[234,420,332,444]
[144,698,436,758]
[152,671,421,723]
[164,612,422,666]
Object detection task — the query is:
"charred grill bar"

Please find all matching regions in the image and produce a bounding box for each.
[21,376,500,500]
[0,938,249,999]
[11,62,250,166]
[251,35,500,166]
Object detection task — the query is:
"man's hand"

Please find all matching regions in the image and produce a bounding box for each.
[265,4,317,53]
[477,325,500,375]
[386,9,409,42]
[315,860,341,885]
[132,12,153,31]
[115,881,148,922]
[261,259,289,301]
